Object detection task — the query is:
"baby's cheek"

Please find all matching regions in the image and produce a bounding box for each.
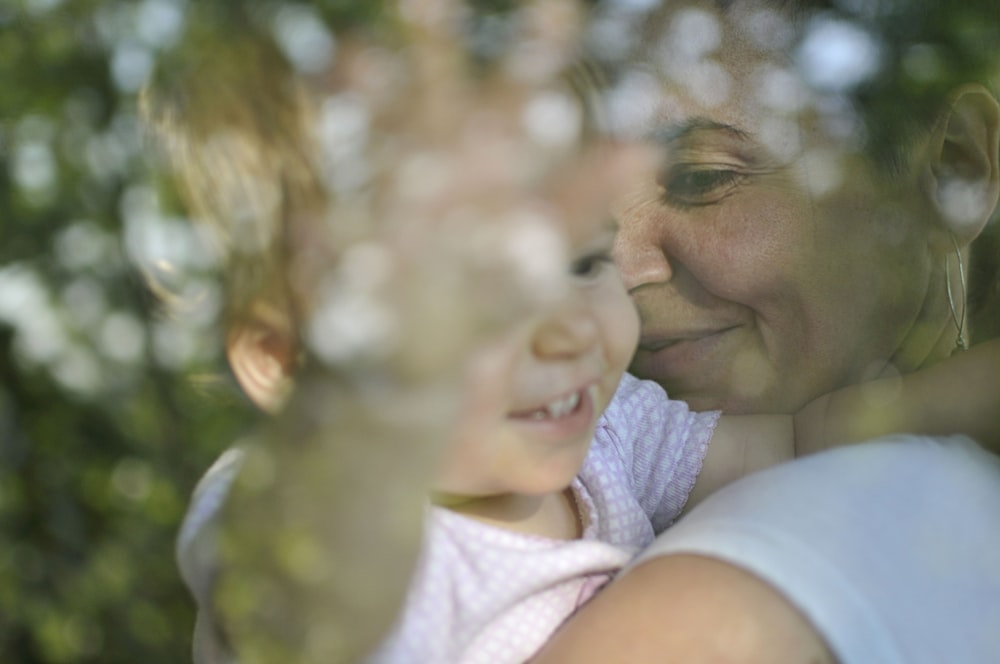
[611,286,641,371]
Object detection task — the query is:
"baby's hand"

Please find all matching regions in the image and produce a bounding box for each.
[204,2,653,661]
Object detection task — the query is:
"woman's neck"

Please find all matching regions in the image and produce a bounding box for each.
[888,266,958,375]
[437,489,581,540]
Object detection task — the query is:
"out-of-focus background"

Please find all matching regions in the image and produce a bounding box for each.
[0,1,380,661]
[1,1,250,662]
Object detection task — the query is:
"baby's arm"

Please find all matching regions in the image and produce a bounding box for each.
[692,338,1000,504]
[793,338,1000,456]
[204,363,456,664]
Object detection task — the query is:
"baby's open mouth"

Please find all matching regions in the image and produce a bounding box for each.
[510,386,592,421]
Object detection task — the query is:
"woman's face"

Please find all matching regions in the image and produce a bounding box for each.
[612,0,946,413]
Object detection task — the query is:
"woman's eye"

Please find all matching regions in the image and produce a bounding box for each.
[570,252,613,279]
[661,166,743,207]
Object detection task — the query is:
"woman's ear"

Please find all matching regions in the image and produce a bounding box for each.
[226,300,298,413]
[924,84,1000,246]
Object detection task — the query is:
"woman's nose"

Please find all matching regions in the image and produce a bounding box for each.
[532,302,600,359]
[613,217,674,292]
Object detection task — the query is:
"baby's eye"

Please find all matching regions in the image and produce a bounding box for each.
[661,166,743,207]
[570,252,614,280]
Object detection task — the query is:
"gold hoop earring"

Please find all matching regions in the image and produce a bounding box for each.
[944,233,968,354]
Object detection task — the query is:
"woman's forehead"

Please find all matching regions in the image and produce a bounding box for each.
[609,2,847,159]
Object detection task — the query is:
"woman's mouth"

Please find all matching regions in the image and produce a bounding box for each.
[638,326,740,353]
[633,326,742,382]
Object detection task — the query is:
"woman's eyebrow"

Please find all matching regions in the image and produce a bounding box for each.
[645,117,751,146]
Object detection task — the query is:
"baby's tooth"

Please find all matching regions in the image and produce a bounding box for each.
[545,391,580,419]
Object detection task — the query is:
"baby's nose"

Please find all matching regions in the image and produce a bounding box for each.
[532,304,600,359]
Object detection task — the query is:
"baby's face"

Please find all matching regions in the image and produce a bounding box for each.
[431,214,639,503]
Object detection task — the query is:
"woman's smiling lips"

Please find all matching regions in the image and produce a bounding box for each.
[634,325,742,380]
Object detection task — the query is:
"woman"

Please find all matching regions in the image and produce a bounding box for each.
[534,0,1000,661]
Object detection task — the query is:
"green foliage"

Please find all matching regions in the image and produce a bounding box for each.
[2,1,402,661]
[1,1,255,662]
